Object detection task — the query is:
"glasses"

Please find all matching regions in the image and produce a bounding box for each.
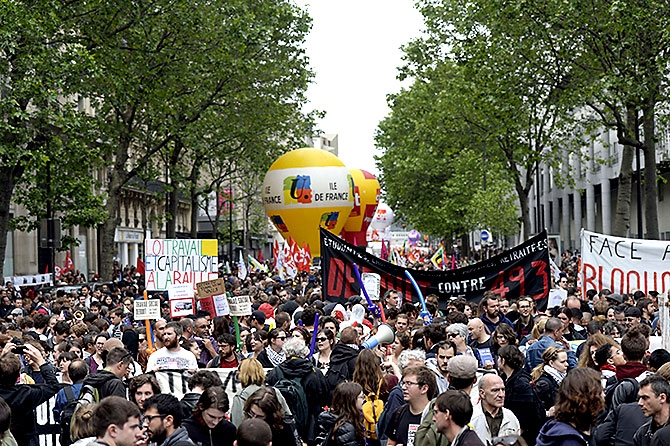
[447,333,459,338]
[276,336,286,340]
[317,337,329,342]
[142,414,167,423]
[401,381,422,388]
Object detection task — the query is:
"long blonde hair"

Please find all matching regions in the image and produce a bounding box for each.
[531,346,564,380]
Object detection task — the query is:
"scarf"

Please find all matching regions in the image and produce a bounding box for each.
[600,364,617,373]
[616,361,648,380]
[544,365,566,385]
[265,345,285,367]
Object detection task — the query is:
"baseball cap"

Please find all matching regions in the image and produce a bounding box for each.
[250,310,266,324]
[447,355,478,379]
[624,306,642,318]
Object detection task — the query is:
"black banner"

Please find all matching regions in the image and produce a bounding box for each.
[321,229,551,309]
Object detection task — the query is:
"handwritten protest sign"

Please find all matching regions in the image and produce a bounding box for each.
[196,278,225,299]
[134,300,161,320]
[227,295,252,316]
[581,229,670,294]
[145,239,218,291]
[361,273,381,301]
[167,284,194,300]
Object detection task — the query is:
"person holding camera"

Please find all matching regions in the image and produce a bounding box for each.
[0,341,63,446]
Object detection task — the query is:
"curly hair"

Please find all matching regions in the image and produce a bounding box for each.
[128,374,161,407]
[331,382,364,440]
[243,387,285,431]
[577,333,619,369]
[353,349,384,395]
[554,368,604,431]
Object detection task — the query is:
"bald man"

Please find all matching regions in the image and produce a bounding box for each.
[471,374,520,445]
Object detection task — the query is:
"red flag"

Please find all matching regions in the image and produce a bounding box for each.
[257,248,264,263]
[54,264,62,280]
[63,252,74,273]
[302,244,312,271]
[136,257,146,275]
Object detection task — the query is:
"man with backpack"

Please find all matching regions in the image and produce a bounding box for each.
[265,337,327,446]
[324,327,359,397]
[81,347,133,400]
[54,359,89,446]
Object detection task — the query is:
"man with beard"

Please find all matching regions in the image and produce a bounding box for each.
[90,396,144,446]
[146,322,198,372]
[192,317,218,365]
[426,340,455,394]
[143,394,195,446]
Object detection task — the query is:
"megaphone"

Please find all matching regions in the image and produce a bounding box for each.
[361,323,395,349]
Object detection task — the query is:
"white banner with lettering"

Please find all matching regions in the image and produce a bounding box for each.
[580,229,670,294]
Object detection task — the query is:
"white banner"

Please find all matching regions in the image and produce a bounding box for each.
[580,229,670,294]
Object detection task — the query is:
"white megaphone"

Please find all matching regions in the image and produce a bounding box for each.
[361,323,395,349]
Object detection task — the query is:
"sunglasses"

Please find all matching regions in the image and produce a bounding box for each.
[447,333,459,338]
[317,337,329,342]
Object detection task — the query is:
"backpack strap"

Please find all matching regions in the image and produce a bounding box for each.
[64,386,76,402]
[375,377,384,398]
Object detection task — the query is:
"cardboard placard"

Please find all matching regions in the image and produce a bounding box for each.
[226,295,252,317]
[134,299,161,320]
[196,278,225,299]
[170,297,195,318]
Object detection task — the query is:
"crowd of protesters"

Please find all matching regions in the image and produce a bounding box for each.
[0,248,666,446]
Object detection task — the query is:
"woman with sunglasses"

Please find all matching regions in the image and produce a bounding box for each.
[183,387,237,446]
[257,329,287,369]
[315,382,365,446]
[243,387,301,446]
[446,324,475,357]
[314,329,335,373]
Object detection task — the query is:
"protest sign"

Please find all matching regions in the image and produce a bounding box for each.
[321,228,551,309]
[167,284,194,300]
[581,229,670,295]
[227,295,252,316]
[361,273,381,301]
[213,294,230,316]
[170,298,195,318]
[196,278,225,299]
[134,300,161,320]
[145,239,218,291]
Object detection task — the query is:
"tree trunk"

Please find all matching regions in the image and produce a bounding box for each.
[99,172,124,281]
[189,165,199,239]
[0,166,23,275]
[612,107,636,237]
[642,100,659,239]
[517,184,531,241]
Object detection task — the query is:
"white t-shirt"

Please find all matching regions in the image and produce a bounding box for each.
[146,347,198,371]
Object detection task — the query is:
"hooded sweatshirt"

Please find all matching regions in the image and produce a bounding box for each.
[81,369,126,399]
[161,426,195,446]
[536,419,588,446]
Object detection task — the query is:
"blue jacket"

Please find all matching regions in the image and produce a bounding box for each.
[537,419,589,446]
[480,313,514,334]
[524,335,578,373]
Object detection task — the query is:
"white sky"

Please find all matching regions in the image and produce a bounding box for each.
[298,0,425,175]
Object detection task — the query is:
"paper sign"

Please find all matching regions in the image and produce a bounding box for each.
[213,294,230,316]
[134,300,161,320]
[547,288,567,309]
[227,295,252,316]
[361,273,381,301]
[168,284,195,300]
[145,239,219,291]
[199,296,215,316]
[170,297,195,318]
[196,278,225,299]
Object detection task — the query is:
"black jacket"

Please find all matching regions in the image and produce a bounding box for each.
[0,363,63,446]
[505,369,543,445]
[534,372,560,411]
[182,415,236,446]
[325,344,359,398]
[315,410,364,446]
[81,369,126,399]
[266,357,328,445]
[256,349,274,369]
[594,402,649,446]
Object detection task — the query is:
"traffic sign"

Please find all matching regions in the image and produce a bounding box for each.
[480,229,490,242]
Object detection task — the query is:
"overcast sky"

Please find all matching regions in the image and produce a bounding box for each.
[297,0,425,175]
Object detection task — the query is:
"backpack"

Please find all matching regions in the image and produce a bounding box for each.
[603,377,639,415]
[528,378,549,427]
[58,387,78,446]
[362,378,384,440]
[324,361,349,400]
[76,383,100,410]
[274,367,309,435]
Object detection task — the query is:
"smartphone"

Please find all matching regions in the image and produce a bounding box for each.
[11,345,26,354]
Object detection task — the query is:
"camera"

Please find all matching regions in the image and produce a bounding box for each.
[11,345,26,354]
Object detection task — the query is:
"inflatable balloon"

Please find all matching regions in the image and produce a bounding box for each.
[370,203,395,230]
[342,169,380,246]
[262,148,354,257]
[408,229,421,246]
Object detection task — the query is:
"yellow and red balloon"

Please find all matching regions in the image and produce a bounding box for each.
[262,148,354,257]
[342,169,380,247]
